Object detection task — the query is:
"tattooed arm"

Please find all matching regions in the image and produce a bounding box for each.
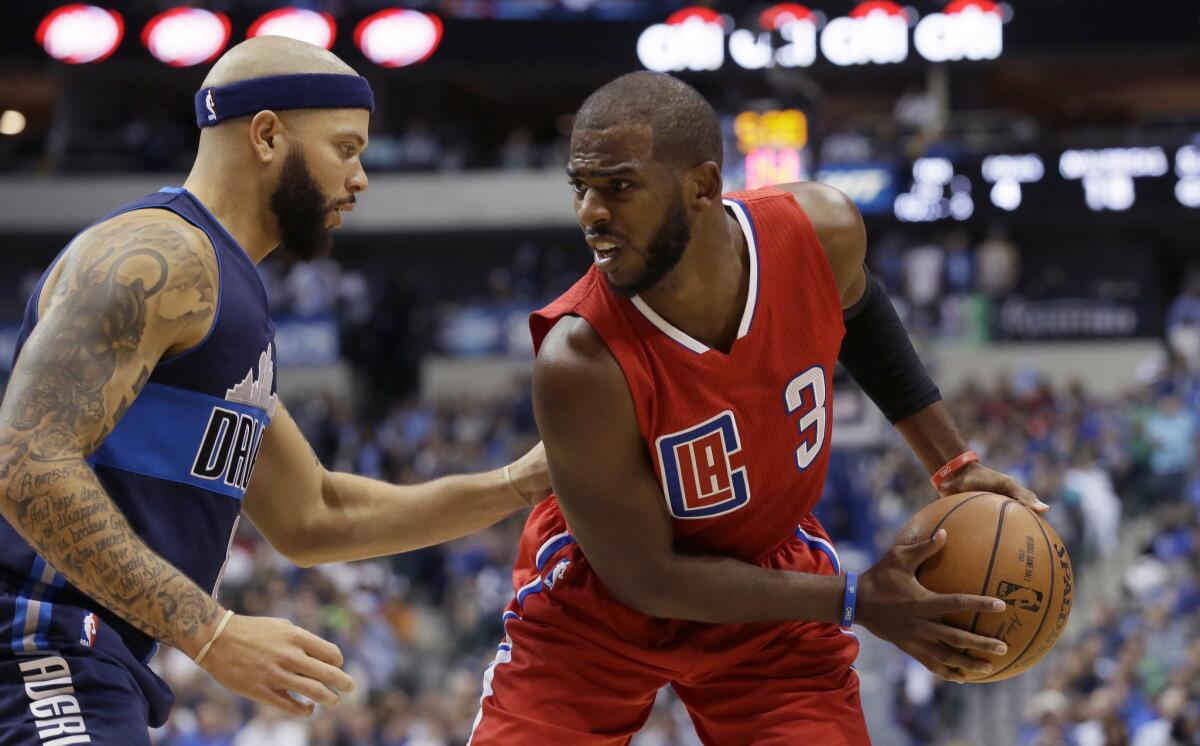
[0,212,352,715]
[0,212,223,651]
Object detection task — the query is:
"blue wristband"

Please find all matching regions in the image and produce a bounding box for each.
[840,571,858,628]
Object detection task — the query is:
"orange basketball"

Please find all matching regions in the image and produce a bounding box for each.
[895,492,1074,683]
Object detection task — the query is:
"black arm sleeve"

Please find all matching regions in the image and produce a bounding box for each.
[838,268,942,424]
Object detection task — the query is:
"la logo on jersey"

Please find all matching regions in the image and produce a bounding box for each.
[190,345,278,491]
[655,410,750,519]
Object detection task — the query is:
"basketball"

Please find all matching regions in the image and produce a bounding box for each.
[896,492,1074,683]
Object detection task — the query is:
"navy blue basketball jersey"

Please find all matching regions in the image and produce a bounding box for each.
[0,187,276,668]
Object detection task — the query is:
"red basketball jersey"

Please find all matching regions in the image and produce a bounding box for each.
[530,186,845,562]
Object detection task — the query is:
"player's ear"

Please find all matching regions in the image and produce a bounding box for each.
[248,110,284,164]
[686,161,723,210]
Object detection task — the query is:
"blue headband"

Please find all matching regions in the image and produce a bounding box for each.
[195,73,374,128]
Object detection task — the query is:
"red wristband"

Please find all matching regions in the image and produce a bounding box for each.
[930,450,980,489]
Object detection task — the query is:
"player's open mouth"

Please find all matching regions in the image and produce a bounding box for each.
[592,245,620,270]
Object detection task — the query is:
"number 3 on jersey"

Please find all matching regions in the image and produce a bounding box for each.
[784,366,827,470]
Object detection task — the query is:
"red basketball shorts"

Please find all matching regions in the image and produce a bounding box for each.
[467,515,868,745]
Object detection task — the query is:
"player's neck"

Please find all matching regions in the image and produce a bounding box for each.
[182,168,278,264]
[639,210,749,354]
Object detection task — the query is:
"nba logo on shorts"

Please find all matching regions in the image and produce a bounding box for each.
[80,613,99,647]
[544,559,570,590]
[655,410,750,519]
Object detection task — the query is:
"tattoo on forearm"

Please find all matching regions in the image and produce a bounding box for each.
[0,217,223,650]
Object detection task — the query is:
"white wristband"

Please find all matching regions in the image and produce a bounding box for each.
[193,609,235,665]
[503,464,530,506]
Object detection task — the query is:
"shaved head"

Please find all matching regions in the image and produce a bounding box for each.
[189,36,369,262]
[573,72,722,171]
[198,36,364,138]
[202,35,358,89]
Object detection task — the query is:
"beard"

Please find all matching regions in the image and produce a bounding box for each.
[604,194,692,298]
[269,149,336,261]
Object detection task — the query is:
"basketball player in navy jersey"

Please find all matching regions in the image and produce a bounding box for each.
[0,37,549,744]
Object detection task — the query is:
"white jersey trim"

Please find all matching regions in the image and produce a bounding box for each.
[628,198,759,356]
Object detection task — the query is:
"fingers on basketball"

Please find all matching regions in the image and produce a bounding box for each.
[897,492,1073,682]
[901,528,947,566]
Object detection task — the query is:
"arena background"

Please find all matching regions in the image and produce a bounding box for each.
[2,1,1200,744]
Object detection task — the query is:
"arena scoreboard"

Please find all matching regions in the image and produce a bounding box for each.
[723,108,811,191]
[798,144,1200,221]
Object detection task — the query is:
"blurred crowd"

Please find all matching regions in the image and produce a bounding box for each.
[1018,506,1200,746]
[867,223,1022,342]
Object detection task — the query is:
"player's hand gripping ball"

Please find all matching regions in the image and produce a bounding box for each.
[896,492,1073,682]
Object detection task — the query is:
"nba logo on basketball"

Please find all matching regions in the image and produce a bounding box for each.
[655,411,751,519]
[80,613,99,647]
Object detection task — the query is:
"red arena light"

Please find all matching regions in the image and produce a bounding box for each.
[354,9,443,68]
[664,6,723,25]
[945,0,1000,12]
[36,4,124,64]
[760,3,816,30]
[848,0,907,18]
[142,8,231,67]
[247,8,336,49]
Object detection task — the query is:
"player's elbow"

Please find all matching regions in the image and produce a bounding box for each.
[266,524,322,567]
[620,593,679,620]
[274,524,344,568]
[251,469,341,568]
[599,560,684,619]
[276,528,318,567]
[259,506,330,568]
[288,552,321,569]
[279,516,345,569]
[605,579,658,616]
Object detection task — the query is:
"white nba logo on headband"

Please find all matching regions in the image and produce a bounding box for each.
[194,74,374,128]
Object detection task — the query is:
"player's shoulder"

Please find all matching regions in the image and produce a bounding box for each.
[57,208,219,299]
[537,315,611,371]
[535,316,624,396]
[774,182,862,235]
[44,207,219,327]
[70,208,216,272]
[533,315,640,439]
[774,181,866,267]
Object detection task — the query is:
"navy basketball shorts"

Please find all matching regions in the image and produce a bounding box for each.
[0,591,174,746]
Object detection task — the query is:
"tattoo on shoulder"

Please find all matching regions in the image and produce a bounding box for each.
[0,215,223,651]
[15,217,217,451]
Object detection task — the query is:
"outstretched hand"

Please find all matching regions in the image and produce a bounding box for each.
[936,462,1049,513]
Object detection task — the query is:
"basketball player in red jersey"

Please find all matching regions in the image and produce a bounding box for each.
[467,73,1049,745]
